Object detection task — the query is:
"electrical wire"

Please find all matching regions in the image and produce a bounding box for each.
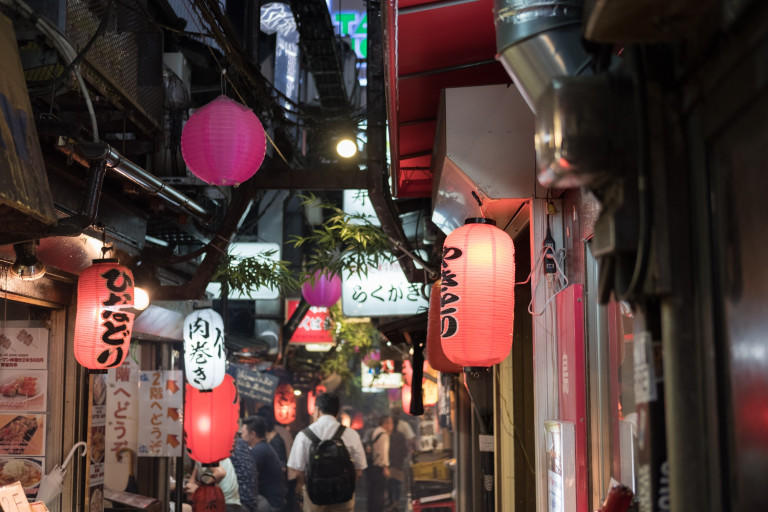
[527,244,569,316]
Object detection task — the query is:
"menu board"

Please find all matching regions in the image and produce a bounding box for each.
[85,374,106,512]
[229,364,278,403]
[0,326,48,500]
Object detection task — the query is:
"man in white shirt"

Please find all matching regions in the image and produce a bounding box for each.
[287,394,366,511]
[367,416,393,512]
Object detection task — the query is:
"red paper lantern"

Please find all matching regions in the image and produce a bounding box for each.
[401,384,412,415]
[74,259,135,369]
[426,281,462,373]
[184,374,240,464]
[301,270,342,307]
[274,382,297,425]
[181,95,267,186]
[307,384,327,416]
[441,219,515,367]
[350,411,364,430]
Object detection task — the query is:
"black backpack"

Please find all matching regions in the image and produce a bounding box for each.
[302,425,356,505]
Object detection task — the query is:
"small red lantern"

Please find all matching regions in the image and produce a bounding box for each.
[350,411,364,430]
[181,95,267,186]
[74,259,134,369]
[441,219,515,367]
[426,281,462,373]
[274,382,297,425]
[301,270,342,307]
[307,384,327,416]
[401,384,412,415]
[184,374,240,464]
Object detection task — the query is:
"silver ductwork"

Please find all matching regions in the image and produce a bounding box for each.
[494,0,591,112]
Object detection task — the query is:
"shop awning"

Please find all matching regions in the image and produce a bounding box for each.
[384,0,510,198]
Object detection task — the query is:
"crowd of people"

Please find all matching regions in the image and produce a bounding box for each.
[181,393,418,512]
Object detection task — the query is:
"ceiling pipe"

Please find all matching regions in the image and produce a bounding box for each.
[494,0,591,112]
[78,142,210,220]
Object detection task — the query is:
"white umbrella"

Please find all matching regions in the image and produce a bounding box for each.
[35,441,87,505]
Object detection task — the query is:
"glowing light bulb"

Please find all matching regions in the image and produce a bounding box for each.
[134,287,150,310]
[336,138,357,158]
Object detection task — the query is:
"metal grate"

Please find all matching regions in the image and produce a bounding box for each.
[66,0,163,135]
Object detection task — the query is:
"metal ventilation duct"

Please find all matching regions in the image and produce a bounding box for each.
[494,0,591,112]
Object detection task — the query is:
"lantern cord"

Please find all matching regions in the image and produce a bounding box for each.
[527,245,569,316]
[471,190,488,218]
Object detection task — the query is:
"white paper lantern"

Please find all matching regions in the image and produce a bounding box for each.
[183,309,226,391]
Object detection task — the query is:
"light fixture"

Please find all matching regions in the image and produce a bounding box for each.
[133,287,150,311]
[335,138,357,158]
[10,242,46,281]
[293,389,302,396]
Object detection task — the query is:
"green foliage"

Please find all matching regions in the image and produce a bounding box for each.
[319,303,381,386]
[290,194,394,281]
[213,251,300,297]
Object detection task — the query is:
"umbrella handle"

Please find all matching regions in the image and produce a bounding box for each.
[62,441,88,469]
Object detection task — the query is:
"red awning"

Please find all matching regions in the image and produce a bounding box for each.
[384,0,510,198]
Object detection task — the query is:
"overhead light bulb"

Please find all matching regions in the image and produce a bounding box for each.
[336,138,357,158]
[134,287,150,310]
[293,389,302,396]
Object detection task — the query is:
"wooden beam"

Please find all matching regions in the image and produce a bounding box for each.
[249,164,367,190]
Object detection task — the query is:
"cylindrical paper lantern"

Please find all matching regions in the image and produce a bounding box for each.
[301,270,341,307]
[184,374,240,464]
[423,361,439,407]
[401,384,412,415]
[183,309,226,391]
[74,259,134,369]
[181,95,266,186]
[350,411,364,430]
[307,384,327,416]
[426,281,462,373]
[274,382,297,425]
[441,219,515,367]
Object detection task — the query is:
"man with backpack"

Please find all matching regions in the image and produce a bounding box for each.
[287,393,367,511]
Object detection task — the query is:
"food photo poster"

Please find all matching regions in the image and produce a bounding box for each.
[0,325,49,498]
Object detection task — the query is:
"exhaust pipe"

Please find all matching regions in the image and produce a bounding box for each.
[494,0,591,112]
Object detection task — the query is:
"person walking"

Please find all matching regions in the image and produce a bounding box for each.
[367,416,393,512]
[241,416,287,512]
[231,432,260,512]
[287,393,367,511]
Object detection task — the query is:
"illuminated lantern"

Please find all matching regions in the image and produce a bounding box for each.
[183,309,226,391]
[441,219,515,367]
[423,361,439,407]
[181,95,267,186]
[350,411,364,430]
[401,384,412,415]
[184,374,240,464]
[307,384,327,416]
[426,281,462,373]
[74,259,134,369]
[274,382,297,425]
[301,270,341,307]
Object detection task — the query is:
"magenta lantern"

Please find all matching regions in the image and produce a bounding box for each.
[181,95,266,186]
[301,271,342,307]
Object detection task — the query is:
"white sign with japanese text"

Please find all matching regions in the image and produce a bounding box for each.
[137,371,183,457]
[342,261,429,317]
[105,355,139,490]
[0,328,48,370]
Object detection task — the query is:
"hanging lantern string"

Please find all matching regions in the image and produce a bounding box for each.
[100,227,113,259]
[471,190,488,218]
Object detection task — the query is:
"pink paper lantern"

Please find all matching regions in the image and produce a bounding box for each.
[181,95,266,186]
[301,271,341,307]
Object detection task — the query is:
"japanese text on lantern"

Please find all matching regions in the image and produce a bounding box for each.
[137,371,182,457]
[188,317,221,386]
[440,246,462,339]
[98,268,134,367]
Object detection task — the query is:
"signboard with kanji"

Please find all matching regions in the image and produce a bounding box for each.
[342,261,430,317]
[137,371,183,457]
[0,328,48,370]
[105,355,139,491]
[286,300,333,344]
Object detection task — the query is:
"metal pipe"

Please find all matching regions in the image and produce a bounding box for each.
[399,59,498,80]
[79,143,210,219]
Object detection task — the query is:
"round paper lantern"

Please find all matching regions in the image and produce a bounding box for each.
[183,309,226,391]
[274,382,297,425]
[401,384,412,415]
[181,95,266,186]
[74,259,134,369]
[441,219,515,367]
[426,281,462,373]
[307,384,327,416]
[184,374,240,464]
[301,270,341,307]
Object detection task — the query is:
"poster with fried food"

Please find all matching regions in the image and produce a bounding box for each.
[0,456,44,498]
[0,414,45,456]
[0,371,46,412]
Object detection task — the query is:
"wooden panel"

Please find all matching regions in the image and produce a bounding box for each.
[0,263,73,307]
